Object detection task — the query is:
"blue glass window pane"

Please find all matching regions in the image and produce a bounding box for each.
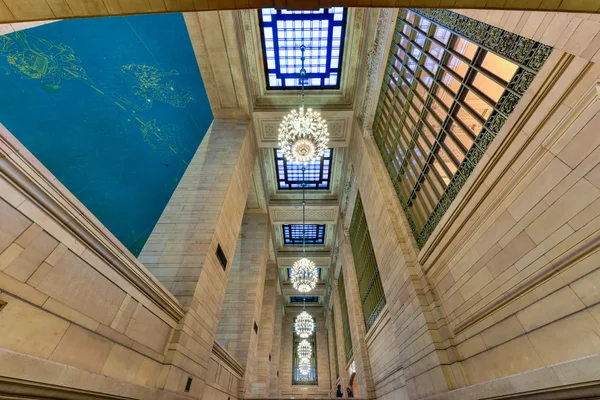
[288,268,322,280]
[283,224,325,245]
[258,7,348,89]
[275,148,332,190]
[290,296,319,303]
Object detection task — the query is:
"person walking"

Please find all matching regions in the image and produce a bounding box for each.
[336,384,343,397]
[346,387,354,397]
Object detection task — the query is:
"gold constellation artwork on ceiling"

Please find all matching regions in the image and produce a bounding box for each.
[0,32,93,91]
[0,32,197,161]
[116,64,196,111]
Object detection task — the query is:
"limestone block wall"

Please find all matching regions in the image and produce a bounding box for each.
[280,308,331,397]
[216,213,270,396]
[204,342,244,400]
[252,262,278,396]
[138,120,257,396]
[0,121,248,399]
[0,125,186,397]
[269,295,283,397]
[419,49,600,396]
[353,14,600,399]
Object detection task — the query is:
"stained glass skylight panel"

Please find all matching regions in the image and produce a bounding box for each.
[290,296,319,303]
[276,148,332,190]
[289,268,322,280]
[258,7,347,89]
[283,224,325,245]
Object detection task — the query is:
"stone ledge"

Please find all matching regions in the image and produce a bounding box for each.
[0,123,184,323]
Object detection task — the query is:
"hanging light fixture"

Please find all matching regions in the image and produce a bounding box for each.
[278,44,329,164]
[290,258,317,293]
[294,310,314,338]
[297,339,312,359]
[289,143,318,294]
[299,357,311,375]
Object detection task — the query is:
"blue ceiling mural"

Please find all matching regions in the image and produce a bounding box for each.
[0,13,213,256]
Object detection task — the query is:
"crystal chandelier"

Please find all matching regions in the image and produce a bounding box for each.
[290,257,318,292]
[278,44,329,164]
[294,310,314,338]
[299,357,311,375]
[297,339,312,359]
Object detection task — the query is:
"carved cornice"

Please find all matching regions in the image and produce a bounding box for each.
[0,124,184,322]
[212,340,245,377]
[359,8,394,134]
[0,376,136,400]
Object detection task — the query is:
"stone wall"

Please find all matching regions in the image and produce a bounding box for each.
[349,12,600,399]
[0,122,245,399]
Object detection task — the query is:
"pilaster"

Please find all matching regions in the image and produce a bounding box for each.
[338,228,376,398]
[215,213,270,397]
[332,282,349,393]
[350,120,456,398]
[326,307,339,394]
[139,120,256,397]
[269,294,283,397]
[252,261,278,396]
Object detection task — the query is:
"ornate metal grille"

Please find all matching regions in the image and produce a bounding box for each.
[292,318,318,385]
[373,9,552,248]
[349,193,387,331]
[338,272,353,361]
[258,8,347,89]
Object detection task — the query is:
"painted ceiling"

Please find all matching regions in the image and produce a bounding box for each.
[0,13,213,256]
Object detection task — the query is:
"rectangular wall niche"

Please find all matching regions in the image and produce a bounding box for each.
[216,244,227,271]
[373,8,552,248]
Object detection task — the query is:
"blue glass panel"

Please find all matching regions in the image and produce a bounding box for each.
[288,268,322,279]
[290,296,319,303]
[283,224,325,245]
[258,7,347,89]
[275,148,332,190]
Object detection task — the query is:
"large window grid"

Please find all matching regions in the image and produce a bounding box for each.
[276,149,332,190]
[374,9,552,247]
[292,318,318,385]
[338,272,353,361]
[349,194,387,331]
[258,8,347,89]
[283,224,326,244]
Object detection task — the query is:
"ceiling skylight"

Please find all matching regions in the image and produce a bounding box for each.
[258,7,347,89]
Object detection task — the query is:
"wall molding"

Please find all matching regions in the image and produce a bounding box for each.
[0,124,184,322]
[212,340,244,378]
[454,233,600,334]
[0,376,136,400]
[419,52,577,274]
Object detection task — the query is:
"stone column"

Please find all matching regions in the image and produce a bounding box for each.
[269,294,283,397]
[351,127,455,398]
[339,229,376,398]
[138,120,256,397]
[215,213,270,397]
[332,282,349,393]
[252,261,278,396]
[326,307,339,394]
